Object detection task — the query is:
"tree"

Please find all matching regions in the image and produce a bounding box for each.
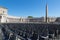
[28,16,33,18]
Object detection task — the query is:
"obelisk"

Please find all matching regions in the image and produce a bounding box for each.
[46,4,48,23]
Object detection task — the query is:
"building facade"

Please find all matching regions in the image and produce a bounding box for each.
[0,6,58,23]
[0,6,25,23]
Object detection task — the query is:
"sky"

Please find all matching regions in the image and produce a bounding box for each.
[0,0,60,17]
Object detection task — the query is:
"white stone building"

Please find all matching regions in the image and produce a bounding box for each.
[0,6,25,23]
[0,6,58,23]
[0,6,7,23]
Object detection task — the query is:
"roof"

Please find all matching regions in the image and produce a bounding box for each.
[7,15,20,19]
[0,6,7,9]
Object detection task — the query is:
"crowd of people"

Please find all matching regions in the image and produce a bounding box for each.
[1,23,60,40]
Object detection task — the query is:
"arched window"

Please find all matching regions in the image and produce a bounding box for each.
[0,16,2,19]
[3,11,5,13]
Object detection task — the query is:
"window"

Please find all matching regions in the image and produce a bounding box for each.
[3,11,5,13]
[0,16,2,19]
